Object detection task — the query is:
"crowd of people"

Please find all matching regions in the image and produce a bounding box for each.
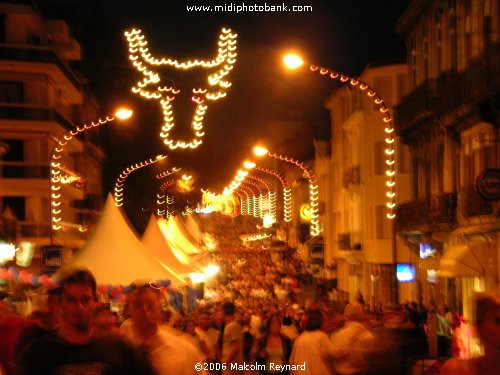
[0,251,499,375]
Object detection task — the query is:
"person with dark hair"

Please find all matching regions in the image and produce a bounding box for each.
[441,292,500,375]
[121,283,206,375]
[16,269,154,375]
[221,301,243,375]
[289,309,346,375]
[280,316,298,342]
[255,315,292,375]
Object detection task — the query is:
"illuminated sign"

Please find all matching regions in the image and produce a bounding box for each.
[396,264,415,282]
[419,243,436,259]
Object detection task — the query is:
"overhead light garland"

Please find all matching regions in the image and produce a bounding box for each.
[255,166,292,223]
[124,27,237,150]
[114,155,167,207]
[50,109,132,232]
[254,147,321,236]
[309,65,396,219]
[156,167,181,179]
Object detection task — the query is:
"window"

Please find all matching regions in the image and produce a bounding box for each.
[0,81,24,103]
[398,144,411,174]
[449,1,457,70]
[0,13,5,43]
[1,197,25,221]
[464,0,472,62]
[375,205,392,239]
[374,141,385,175]
[1,139,23,161]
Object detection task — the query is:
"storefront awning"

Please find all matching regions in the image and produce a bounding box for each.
[438,241,485,277]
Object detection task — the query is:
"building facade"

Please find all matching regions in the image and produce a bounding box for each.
[321,63,411,307]
[0,1,104,273]
[395,0,499,319]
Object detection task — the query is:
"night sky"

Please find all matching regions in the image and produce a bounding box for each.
[39,0,412,229]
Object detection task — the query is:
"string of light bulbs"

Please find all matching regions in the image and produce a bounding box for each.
[114,155,167,207]
[255,166,292,223]
[124,27,237,150]
[51,115,116,232]
[310,65,396,219]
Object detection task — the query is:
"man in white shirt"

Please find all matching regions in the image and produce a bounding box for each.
[330,302,374,375]
[221,302,243,375]
[290,309,346,375]
[121,284,206,375]
[195,311,220,363]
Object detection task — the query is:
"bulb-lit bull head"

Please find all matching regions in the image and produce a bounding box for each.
[124,28,237,150]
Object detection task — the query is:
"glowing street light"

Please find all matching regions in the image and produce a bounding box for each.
[50,108,133,232]
[283,52,304,70]
[282,52,397,219]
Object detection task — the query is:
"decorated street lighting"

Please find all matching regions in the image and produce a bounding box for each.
[124,27,237,150]
[255,166,292,223]
[113,155,167,207]
[50,108,133,232]
[253,145,321,236]
[283,52,397,219]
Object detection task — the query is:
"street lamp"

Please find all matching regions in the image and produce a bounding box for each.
[253,145,321,237]
[50,108,133,233]
[113,155,167,207]
[282,52,397,219]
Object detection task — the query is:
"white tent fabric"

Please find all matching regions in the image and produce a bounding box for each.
[164,216,201,255]
[185,215,202,244]
[65,195,186,286]
[439,241,486,277]
[157,218,207,270]
[142,215,201,275]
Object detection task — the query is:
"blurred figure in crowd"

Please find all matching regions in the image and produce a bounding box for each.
[16,269,153,374]
[121,283,206,375]
[441,292,500,375]
[331,302,374,375]
[289,309,346,375]
[255,315,292,375]
[221,301,243,375]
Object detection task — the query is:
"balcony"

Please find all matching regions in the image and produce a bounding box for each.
[337,231,362,250]
[0,44,82,91]
[395,79,438,134]
[460,186,494,218]
[0,103,75,131]
[462,42,500,106]
[396,192,457,231]
[0,162,49,179]
[342,165,361,188]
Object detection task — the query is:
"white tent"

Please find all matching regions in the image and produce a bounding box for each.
[65,195,187,287]
[142,215,201,275]
[185,214,202,244]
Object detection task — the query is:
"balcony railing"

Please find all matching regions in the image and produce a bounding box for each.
[396,192,457,230]
[19,221,51,238]
[396,43,500,135]
[342,165,361,188]
[395,79,438,134]
[0,44,82,90]
[0,161,49,179]
[0,103,75,131]
[460,186,494,218]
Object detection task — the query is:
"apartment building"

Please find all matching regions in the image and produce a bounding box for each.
[395,0,499,319]
[0,1,104,273]
[321,63,411,306]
